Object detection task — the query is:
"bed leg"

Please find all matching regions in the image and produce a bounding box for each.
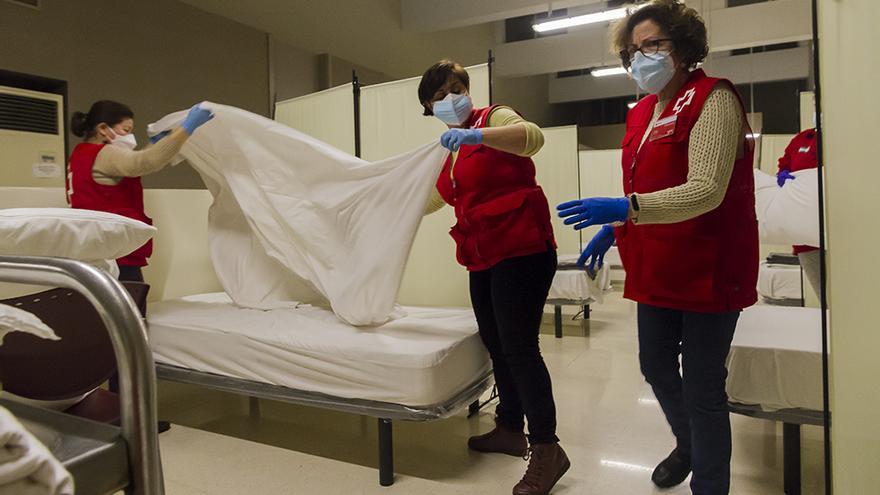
[583,304,590,320]
[248,396,261,419]
[783,422,801,495]
[554,305,563,338]
[378,418,394,487]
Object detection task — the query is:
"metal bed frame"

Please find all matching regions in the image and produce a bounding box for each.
[547,298,592,339]
[729,402,825,495]
[155,363,494,487]
[0,256,162,495]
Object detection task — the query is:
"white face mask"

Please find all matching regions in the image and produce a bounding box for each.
[432,93,474,126]
[629,51,676,95]
[110,132,137,151]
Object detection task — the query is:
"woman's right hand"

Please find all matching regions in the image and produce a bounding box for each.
[578,225,615,271]
[181,103,214,135]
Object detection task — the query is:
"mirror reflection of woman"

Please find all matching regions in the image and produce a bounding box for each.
[558,1,759,493]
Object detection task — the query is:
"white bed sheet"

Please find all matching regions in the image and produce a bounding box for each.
[758,262,803,301]
[548,254,612,304]
[726,305,823,412]
[147,294,490,407]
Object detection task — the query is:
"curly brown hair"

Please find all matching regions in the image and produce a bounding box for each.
[612,0,708,69]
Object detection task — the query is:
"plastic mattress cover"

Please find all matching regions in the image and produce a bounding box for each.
[149,103,448,325]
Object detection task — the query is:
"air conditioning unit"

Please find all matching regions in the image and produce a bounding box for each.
[0,85,65,187]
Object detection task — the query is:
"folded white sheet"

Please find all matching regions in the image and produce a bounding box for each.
[149,103,448,325]
[0,406,73,495]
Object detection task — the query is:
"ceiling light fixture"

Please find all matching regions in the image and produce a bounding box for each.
[592,66,628,77]
[533,4,644,33]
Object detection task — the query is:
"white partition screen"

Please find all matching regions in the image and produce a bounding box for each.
[533,126,580,255]
[360,64,490,161]
[274,83,356,155]
[360,64,489,308]
[759,134,795,175]
[577,149,624,248]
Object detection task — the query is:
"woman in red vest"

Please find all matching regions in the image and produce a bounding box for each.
[557,2,758,494]
[777,127,821,295]
[67,100,213,282]
[418,61,568,495]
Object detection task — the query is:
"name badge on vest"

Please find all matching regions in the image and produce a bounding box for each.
[649,115,677,142]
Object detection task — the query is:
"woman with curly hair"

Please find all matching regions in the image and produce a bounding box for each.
[557,1,758,493]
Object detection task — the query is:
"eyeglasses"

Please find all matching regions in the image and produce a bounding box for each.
[620,38,674,68]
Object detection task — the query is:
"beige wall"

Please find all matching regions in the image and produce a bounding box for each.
[272,39,321,103]
[0,0,305,190]
[179,0,496,79]
[818,0,880,492]
[494,75,575,127]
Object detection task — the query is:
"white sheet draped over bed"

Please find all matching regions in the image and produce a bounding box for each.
[148,103,448,326]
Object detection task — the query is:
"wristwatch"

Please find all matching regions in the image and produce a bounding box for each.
[629,194,640,212]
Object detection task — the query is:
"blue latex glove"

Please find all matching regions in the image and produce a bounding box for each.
[440,128,483,152]
[149,130,170,144]
[557,197,630,230]
[181,103,214,135]
[777,169,796,187]
[579,225,615,271]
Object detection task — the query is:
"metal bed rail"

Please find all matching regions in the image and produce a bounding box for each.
[0,256,163,495]
[156,363,494,486]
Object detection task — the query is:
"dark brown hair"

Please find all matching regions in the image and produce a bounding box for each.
[71,100,134,139]
[612,0,708,69]
[417,60,470,116]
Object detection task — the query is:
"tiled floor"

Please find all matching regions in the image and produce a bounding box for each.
[155,293,826,494]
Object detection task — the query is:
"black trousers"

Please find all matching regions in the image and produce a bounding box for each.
[109,263,144,394]
[117,264,144,283]
[469,249,558,444]
[637,303,740,495]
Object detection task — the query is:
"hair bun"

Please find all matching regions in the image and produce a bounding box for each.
[70,111,89,138]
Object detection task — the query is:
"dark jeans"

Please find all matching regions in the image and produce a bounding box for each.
[117,264,144,283]
[637,303,740,495]
[110,264,144,393]
[469,249,558,444]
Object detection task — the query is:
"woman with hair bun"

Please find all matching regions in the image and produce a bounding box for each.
[66,100,213,282]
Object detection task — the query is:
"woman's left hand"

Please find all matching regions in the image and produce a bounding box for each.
[557,197,630,230]
[440,128,483,152]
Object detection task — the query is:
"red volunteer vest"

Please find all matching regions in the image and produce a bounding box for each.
[436,105,556,271]
[777,128,819,254]
[615,70,758,312]
[66,143,153,267]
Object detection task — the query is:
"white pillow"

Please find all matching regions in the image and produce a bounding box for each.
[0,208,157,262]
[0,303,59,346]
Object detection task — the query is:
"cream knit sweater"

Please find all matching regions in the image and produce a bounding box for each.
[633,86,744,224]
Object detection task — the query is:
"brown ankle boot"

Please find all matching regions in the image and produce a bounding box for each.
[467,423,528,457]
[512,443,571,495]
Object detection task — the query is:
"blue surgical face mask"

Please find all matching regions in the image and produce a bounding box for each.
[432,93,473,126]
[629,51,676,95]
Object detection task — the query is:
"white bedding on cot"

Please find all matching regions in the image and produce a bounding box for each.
[148,103,448,326]
[548,254,612,304]
[147,293,490,407]
[758,262,803,301]
[726,305,823,412]
[754,168,820,246]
